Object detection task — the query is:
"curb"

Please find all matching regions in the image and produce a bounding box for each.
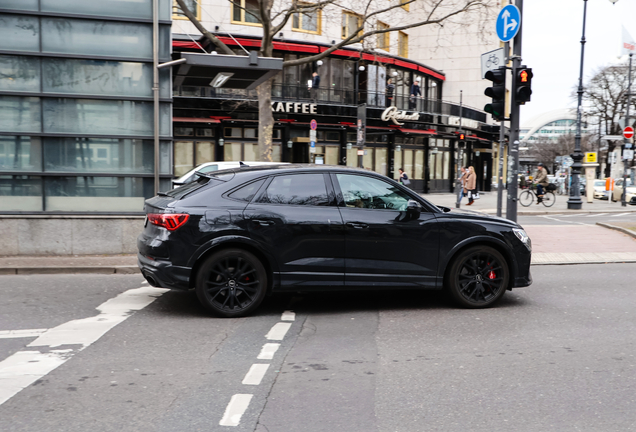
[596,222,636,240]
[0,266,140,275]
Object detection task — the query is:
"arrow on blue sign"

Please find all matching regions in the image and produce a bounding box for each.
[496,5,521,42]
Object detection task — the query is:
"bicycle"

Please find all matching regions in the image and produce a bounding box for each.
[519,184,556,207]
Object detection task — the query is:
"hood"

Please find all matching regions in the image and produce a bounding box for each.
[436,206,518,227]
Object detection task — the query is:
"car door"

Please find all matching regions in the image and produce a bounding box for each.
[332,172,439,288]
[244,172,345,289]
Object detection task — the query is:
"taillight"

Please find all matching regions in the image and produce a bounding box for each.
[147,213,189,231]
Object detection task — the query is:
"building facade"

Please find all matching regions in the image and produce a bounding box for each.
[0,0,173,213]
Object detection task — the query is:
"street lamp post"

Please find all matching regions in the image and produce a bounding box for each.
[622,53,632,207]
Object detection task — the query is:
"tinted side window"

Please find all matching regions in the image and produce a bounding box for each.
[336,173,410,211]
[228,179,265,202]
[259,174,329,206]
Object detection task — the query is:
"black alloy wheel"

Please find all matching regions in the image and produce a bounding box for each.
[447,246,509,308]
[195,249,267,317]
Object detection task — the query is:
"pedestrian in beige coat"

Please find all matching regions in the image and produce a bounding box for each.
[464,166,477,205]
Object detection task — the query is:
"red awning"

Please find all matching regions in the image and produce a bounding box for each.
[173,117,221,123]
[398,128,437,135]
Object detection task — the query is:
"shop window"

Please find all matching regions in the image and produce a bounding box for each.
[244,128,258,139]
[326,131,340,141]
[403,150,413,181]
[414,150,424,180]
[243,143,258,161]
[376,21,390,51]
[175,140,194,177]
[232,0,261,25]
[347,132,357,142]
[398,32,409,58]
[172,0,200,20]
[196,128,215,137]
[342,11,362,39]
[325,146,339,165]
[346,147,357,167]
[375,147,387,176]
[292,3,321,34]
[224,127,242,138]
[272,144,282,162]
[175,127,194,136]
[196,141,214,166]
[273,129,282,139]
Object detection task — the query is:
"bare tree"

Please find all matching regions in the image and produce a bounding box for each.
[529,134,595,173]
[583,62,636,177]
[176,0,493,161]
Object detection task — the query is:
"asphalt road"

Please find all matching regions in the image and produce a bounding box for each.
[1,263,635,432]
[519,212,636,226]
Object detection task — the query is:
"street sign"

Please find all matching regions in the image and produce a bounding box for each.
[562,156,574,168]
[310,140,316,153]
[623,126,634,139]
[624,149,634,160]
[480,48,505,78]
[310,119,317,131]
[309,129,317,140]
[496,5,521,42]
[585,152,597,163]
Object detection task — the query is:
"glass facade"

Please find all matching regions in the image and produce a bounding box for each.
[0,2,172,213]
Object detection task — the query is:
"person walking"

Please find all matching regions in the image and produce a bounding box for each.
[398,168,411,186]
[533,163,549,204]
[386,77,395,106]
[464,166,477,205]
[309,71,320,103]
[457,166,467,202]
[409,79,421,110]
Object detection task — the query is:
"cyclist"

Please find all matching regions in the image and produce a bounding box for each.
[534,163,549,204]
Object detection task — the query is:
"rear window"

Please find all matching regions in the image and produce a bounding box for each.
[166,172,234,199]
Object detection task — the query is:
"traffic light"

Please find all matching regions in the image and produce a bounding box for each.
[458,132,466,147]
[515,66,533,105]
[484,66,506,121]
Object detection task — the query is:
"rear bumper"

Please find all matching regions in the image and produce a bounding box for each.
[137,253,191,290]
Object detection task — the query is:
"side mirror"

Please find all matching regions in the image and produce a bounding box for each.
[407,199,422,218]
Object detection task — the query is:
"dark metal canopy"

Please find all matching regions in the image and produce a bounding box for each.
[172,52,283,90]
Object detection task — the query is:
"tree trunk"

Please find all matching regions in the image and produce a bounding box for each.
[257,78,274,162]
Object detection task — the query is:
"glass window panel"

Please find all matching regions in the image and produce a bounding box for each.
[244,128,257,138]
[0,55,40,92]
[44,176,150,212]
[443,151,450,179]
[429,153,436,180]
[228,179,265,202]
[336,173,409,211]
[42,99,170,137]
[325,146,338,165]
[326,131,340,141]
[0,175,43,211]
[175,127,194,136]
[435,152,443,179]
[233,2,241,22]
[42,0,159,20]
[225,128,242,137]
[414,150,424,180]
[196,141,214,165]
[196,128,214,137]
[174,141,193,177]
[292,13,300,29]
[260,174,328,206]
[243,143,257,161]
[41,18,153,59]
[375,147,387,176]
[43,137,159,174]
[0,136,42,171]
[363,148,373,170]
[0,96,41,133]
[224,142,242,161]
[245,0,260,23]
[272,144,282,162]
[42,59,163,98]
[0,0,38,10]
[346,147,357,167]
[394,151,402,180]
[0,15,40,53]
[404,150,413,180]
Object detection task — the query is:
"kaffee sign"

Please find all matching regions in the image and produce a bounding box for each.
[271,102,317,114]
[381,106,420,125]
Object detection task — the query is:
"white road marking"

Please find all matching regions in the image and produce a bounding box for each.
[611,213,630,217]
[587,213,607,217]
[265,322,292,341]
[257,343,280,360]
[242,364,269,385]
[0,329,48,339]
[281,310,295,321]
[219,394,253,426]
[0,287,167,406]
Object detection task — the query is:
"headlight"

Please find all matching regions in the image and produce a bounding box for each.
[512,228,531,251]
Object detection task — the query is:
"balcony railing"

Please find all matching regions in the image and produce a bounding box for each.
[175,84,487,123]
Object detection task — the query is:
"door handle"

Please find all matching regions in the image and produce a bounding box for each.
[346,222,368,229]
[253,219,274,226]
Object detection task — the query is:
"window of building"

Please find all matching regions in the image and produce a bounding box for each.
[376,21,390,50]
[232,0,261,25]
[292,3,321,34]
[398,32,408,58]
[172,0,200,20]
[400,0,410,11]
[342,11,362,39]
[259,174,329,206]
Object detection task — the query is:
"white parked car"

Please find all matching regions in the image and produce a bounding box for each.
[172,161,288,188]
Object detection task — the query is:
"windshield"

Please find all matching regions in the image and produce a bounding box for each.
[594,180,605,187]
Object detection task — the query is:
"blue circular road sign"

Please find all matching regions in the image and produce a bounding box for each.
[496,5,521,42]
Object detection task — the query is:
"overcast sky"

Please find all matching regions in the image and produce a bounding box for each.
[521,0,636,124]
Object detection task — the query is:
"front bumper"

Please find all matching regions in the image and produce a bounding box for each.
[137,253,192,290]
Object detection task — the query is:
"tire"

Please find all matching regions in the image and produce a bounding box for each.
[447,246,509,308]
[195,248,267,318]
[519,190,534,207]
[542,191,556,207]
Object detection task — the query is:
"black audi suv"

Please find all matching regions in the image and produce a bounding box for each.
[138,165,532,317]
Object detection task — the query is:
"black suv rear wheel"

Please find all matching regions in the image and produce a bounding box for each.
[195,248,267,317]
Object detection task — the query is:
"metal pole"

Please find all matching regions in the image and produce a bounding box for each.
[622,53,632,206]
[568,0,588,210]
[456,90,463,208]
[153,0,160,195]
[497,41,509,218]
[506,0,523,222]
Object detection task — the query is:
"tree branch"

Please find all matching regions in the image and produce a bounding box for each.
[175,0,234,55]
